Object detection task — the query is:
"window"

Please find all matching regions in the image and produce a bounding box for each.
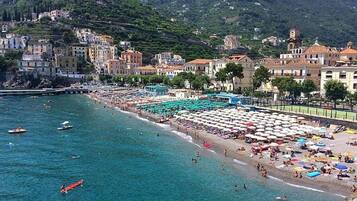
[340,71,347,79]
[354,71,357,79]
[326,71,332,79]
[354,83,357,89]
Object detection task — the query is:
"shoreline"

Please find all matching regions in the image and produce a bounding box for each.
[86,93,351,200]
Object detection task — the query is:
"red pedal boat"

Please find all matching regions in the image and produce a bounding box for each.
[60,179,84,193]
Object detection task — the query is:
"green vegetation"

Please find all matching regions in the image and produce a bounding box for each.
[1,0,218,62]
[0,50,22,73]
[252,66,270,89]
[324,80,348,108]
[146,0,357,47]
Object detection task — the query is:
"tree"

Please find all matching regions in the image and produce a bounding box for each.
[225,63,244,90]
[252,66,270,89]
[0,56,9,73]
[215,68,227,83]
[272,77,301,103]
[171,75,184,88]
[324,80,348,108]
[148,75,164,84]
[301,79,317,99]
[345,92,357,111]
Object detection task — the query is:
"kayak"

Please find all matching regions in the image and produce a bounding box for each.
[61,179,84,193]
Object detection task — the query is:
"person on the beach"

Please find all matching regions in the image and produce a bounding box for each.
[352,185,357,192]
[256,163,260,171]
[224,149,227,157]
[294,171,298,178]
[299,172,302,179]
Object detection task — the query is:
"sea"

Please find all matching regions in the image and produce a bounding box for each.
[0,95,342,201]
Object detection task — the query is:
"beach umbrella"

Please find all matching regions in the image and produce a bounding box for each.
[294,167,305,172]
[268,136,277,140]
[270,142,279,147]
[336,163,348,170]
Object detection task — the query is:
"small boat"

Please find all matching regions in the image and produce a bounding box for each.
[60,179,84,193]
[58,121,73,131]
[8,128,27,134]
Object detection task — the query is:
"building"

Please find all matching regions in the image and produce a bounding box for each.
[71,45,88,61]
[27,39,53,58]
[262,36,281,46]
[156,65,185,79]
[154,52,185,65]
[184,59,212,74]
[119,41,131,50]
[133,66,157,75]
[320,65,357,95]
[287,27,302,52]
[88,45,116,63]
[55,54,78,74]
[145,84,168,96]
[265,41,339,87]
[227,55,256,89]
[105,59,126,75]
[19,54,57,76]
[121,49,142,68]
[224,35,240,50]
[339,42,357,65]
[0,34,29,50]
[205,58,228,79]
[38,10,69,21]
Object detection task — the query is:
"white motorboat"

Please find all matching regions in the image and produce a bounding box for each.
[8,127,27,134]
[57,121,73,131]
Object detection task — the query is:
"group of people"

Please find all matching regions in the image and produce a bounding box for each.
[257,163,268,177]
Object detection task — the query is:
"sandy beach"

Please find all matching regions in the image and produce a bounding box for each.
[86,91,357,200]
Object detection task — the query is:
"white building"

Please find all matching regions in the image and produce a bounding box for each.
[0,34,29,50]
[19,54,57,76]
[155,52,185,65]
[320,65,357,95]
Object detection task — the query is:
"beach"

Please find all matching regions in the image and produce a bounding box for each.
[86,89,357,199]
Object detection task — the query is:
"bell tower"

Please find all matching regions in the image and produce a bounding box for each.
[287,27,302,52]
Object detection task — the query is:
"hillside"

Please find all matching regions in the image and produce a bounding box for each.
[146,0,357,47]
[0,0,218,63]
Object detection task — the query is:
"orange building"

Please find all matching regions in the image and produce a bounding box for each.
[121,49,143,68]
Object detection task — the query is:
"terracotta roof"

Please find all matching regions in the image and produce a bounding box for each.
[187,59,212,65]
[303,43,336,54]
[340,48,357,55]
[228,55,247,61]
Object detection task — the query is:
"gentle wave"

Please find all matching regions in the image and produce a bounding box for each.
[334,194,346,198]
[267,175,283,182]
[233,159,247,166]
[285,182,324,193]
[171,130,193,143]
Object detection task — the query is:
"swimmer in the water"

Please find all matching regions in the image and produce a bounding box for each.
[243,184,247,190]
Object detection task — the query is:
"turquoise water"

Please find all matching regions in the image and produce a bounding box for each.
[0,95,341,201]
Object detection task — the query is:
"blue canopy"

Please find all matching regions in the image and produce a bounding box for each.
[336,163,348,170]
